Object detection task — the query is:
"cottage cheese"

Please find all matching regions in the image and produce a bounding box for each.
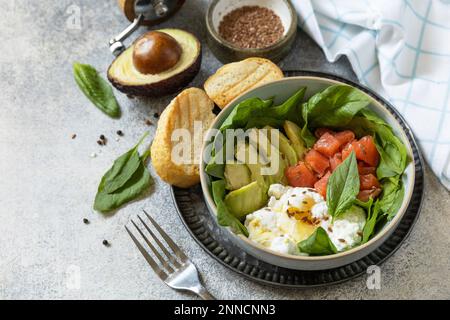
[244,184,366,255]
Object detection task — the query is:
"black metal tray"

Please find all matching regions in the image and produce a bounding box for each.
[170,70,424,287]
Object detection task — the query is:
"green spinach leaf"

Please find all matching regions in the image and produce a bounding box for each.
[326,152,360,217]
[103,133,149,194]
[300,120,317,148]
[205,146,226,179]
[94,161,153,213]
[73,62,121,118]
[93,134,153,213]
[378,176,405,221]
[244,117,285,129]
[355,197,374,211]
[265,87,306,125]
[212,180,248,236]
[302,85,370,128]
[220,98,273,131]
[347,109,408,179]
[362,200,381,243]
[299,85,370,147]
[298,227,337,255]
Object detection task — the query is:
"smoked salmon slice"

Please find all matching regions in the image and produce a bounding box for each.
[305,149,330,176]
[285,162,318,188]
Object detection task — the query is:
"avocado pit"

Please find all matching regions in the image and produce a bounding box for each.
[107,28,201,97]
[132,31,182,75]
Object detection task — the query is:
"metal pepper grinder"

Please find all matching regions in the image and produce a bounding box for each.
[109,0,185,56]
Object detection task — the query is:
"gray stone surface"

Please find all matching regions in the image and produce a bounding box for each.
[0,0,449,300]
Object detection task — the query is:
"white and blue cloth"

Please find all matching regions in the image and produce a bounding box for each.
[292,0,450,189]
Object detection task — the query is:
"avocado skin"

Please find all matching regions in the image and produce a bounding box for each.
[107,52,201,97]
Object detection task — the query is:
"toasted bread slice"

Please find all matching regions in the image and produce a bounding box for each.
[151,88,216,188]
[204,57,284,109]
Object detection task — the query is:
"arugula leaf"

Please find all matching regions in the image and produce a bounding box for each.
[298,227,337,255]
[73,62,121,118]
[93,134,153,213]
[212,180,248,236]
[326,152,360,217]
[103,132,149,194]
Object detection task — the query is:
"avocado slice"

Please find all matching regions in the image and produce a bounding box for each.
[235,139,287,187]
[235,143,267,187]
[284,120,307,159]
[107,29,201,97]
[263,126,298,166]
[224,163,251,190]
[224,181,267,219]
[251,129,288,185]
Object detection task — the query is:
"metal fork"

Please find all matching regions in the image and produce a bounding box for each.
[125,210,215,300]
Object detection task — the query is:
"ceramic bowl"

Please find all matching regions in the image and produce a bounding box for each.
[200,76,416,271]
[205,0,297,63]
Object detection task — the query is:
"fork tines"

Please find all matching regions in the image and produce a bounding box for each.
[125,210,187,280]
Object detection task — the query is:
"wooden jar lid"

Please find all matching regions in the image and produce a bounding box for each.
[118,0,185,26]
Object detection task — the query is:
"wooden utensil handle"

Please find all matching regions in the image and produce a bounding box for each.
[117,0,186,26]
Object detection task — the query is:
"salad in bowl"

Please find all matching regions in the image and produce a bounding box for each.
[201,77,414,269]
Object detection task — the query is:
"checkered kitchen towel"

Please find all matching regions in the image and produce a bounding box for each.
[292,0,450,189]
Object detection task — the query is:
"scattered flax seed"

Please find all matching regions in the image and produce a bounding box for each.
[97,140,104,146]
[99,134,106,141]
[71,134,77,139]
[218,6,284,49]
[102,240,110,246]
[323,215,329,221]
[116,130,124,136]
[83,218,89,224]
[328,226,333,233]
[145,119,153,126]
[153,112,159,118]
[357,231,363,237]
[338,239,346,243]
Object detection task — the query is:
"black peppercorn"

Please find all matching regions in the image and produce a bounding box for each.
[83,218,89,224]
[100,134,106,140]
[97,140,103,146]
[116,130,123,136]
[153,112,159,118]
[102,240,109,246]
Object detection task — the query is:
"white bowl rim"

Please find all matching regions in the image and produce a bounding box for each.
[200,75,416,262]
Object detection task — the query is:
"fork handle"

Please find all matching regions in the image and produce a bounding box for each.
[192,284,216,300]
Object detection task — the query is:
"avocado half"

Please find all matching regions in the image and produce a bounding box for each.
[107,29,201,97]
